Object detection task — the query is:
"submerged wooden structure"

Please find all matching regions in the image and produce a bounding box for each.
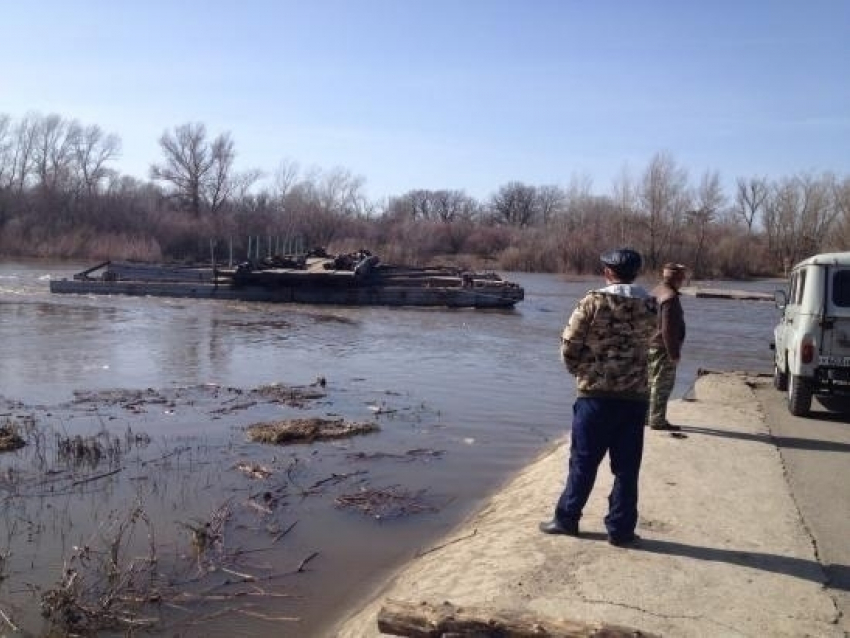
[49,249,525,309]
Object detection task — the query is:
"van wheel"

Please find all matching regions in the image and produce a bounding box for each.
[787,375,813,417]
[774,362,788,391]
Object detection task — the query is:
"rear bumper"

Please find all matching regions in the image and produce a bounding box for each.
[813,366,850,395]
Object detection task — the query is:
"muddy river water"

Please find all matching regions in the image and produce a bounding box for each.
[0,261,779,636]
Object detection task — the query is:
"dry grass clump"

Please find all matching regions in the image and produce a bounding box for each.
[39,506,159,635]
[0,420,25,452]
[246,417,378,444]
[57,432,124,469]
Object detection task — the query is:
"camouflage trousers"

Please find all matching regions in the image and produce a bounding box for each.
[647,347,677,427]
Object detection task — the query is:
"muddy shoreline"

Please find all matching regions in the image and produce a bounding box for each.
[0,379,448,636]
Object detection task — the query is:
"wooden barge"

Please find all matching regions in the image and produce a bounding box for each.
[49,250,525,309]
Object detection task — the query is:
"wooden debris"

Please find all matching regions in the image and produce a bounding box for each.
[335,486,436,519]
[377,599,660,638]
[249,384,326,406]
[235,462,273,479]
[0,422,25,452]
[246,417,378,444]
[39,507,160,635]
[347,448,444,462]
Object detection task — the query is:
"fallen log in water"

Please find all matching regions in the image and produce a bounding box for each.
[376,599,658,638]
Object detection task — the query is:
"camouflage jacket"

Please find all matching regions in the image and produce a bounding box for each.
[560,284,658,400]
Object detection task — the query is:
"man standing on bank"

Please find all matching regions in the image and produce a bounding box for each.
[540,249,657,546]
[647,263,688,431]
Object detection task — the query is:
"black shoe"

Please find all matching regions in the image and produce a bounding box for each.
[539,519,579,536]
[650,422,681,431]
[608,533,641,547]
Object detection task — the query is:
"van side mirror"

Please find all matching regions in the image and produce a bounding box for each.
[774,289,788,310]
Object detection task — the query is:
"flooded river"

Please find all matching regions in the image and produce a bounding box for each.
[0,261,779,636]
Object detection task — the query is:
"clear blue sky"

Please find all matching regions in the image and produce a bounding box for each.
[2,0,848,201]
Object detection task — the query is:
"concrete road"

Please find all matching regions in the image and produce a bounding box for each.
[756,381,850,634]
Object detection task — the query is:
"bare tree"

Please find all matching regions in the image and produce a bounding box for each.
[734,176,769,233]
[7,114,39,193]
[436,190,478,223]
[611,165,639,246]
[490,181,537,227]
[0,115,10,174]
[32,114,78,194]
[0,114,12,223]
[206,133,236,214]
[798,174,840,254]
[386,188,479,227]
[150,123,210,215]
[833,175,850,248]
[687,170,726,277]
[637,152,689,269]
[316,166,367,217]
[72,124,121,196]
[389,189,433,221]
[272,158,300,203]
[150,123,256,216]
[537,185,567,226]
[763,174,840,270]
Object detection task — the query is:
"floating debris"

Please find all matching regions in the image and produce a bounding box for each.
[40,507,159,635]
[346,448,445,462]
[246,418,378,445]
[235,462,273,479]
[249,384,326,407]
[335,486,437,519]
[0,420,25,452]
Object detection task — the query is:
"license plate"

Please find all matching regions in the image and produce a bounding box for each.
[819,355,850,366]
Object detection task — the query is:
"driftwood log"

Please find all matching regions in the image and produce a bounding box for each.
[376,599,658,638]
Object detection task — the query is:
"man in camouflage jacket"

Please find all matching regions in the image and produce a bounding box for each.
[540,248,657,546]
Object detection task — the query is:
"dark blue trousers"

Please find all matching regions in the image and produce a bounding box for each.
[554,396,647,539]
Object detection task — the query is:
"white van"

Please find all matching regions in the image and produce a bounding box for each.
[772,252,850,416]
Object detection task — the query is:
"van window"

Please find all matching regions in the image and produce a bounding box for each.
[795,270,807,305]
[832,270,850,307]
[789,272,798,305]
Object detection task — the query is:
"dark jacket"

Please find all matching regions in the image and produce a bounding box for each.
[650,281,686,359]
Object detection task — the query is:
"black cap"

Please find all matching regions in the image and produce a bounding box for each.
[600,248,642,279]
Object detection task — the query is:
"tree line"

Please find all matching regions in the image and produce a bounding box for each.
[2,111,849,278]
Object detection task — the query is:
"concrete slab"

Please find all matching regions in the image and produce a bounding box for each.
[334,372,841,637]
